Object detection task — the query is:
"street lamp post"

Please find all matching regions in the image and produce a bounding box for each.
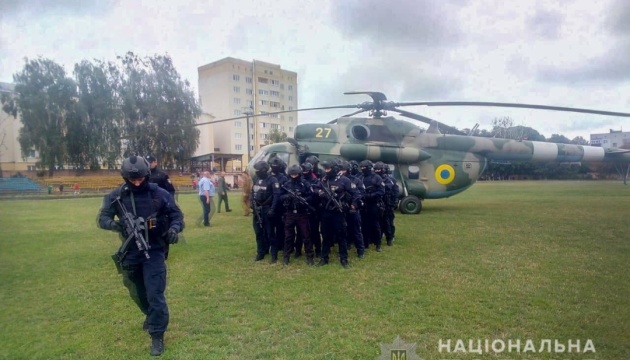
[243,106,254,163]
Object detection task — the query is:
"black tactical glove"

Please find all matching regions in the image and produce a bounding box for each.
[110,220,123,233]
[167,228,179,244]
[318,190,326,198]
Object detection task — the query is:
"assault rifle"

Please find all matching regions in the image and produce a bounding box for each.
[281,184,316,213]
[111,195,151,273]
[318,180,344,213]
[251,189,263,228]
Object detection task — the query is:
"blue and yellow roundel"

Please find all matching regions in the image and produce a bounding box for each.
[435,164,455,185]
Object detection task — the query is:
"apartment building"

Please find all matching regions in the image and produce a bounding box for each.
[196,58,298,170]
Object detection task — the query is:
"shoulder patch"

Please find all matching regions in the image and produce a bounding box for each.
[274,183,280,188]
[351,183,356,189]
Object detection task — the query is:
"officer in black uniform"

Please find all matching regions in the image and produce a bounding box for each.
[359,160,385,252]
[299,162,322,257]
[98,156,183,356]
[279,164,315,265]
[268,157,288,259]
[314,159,360,268]
[375,162,399,246]
[305,155,325,179]
[251,161,281,262]
[340,160,366,258]
[145,155,176,198]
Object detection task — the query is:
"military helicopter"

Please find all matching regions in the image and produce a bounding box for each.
[205,92,630,214]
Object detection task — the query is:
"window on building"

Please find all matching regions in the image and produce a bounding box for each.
[234,98,241,104]
[271,123,279,129]
[270,101,280,108]
[288,106,293,111]
[247,100,253,107]
[261,133,269,140]
[235,121,242,128]
[271,79,279,86]
[270,90,280,97]
[246,88,253,95]
[234,109,242,116]
[233,74,240,81]
[258,77,268,84]
[258,89,269,95]
[246,77,252,84]
[289,126,293,133]
[288,85,293,91]
[235,144,242,151]
[289,116,293,122]
[233,86,240,93]
[260,121,267,128]
[259,100,269,106]
[235,133,242,139]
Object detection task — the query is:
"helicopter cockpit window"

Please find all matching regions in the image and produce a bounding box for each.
[268,152,290,165]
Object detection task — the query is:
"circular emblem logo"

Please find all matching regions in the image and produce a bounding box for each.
[435,164,455,185]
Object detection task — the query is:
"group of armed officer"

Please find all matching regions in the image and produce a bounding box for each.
[250,155,399,268]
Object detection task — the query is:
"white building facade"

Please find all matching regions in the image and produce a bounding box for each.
[197,58,298,170]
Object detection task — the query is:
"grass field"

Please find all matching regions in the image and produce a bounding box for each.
[0,181,628,359]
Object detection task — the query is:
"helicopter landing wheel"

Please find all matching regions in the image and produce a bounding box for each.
[399,195,422,214]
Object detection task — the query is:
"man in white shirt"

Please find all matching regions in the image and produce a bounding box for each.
[198,171,215,226]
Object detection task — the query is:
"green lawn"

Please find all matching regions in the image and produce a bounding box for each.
[0,181,628,359]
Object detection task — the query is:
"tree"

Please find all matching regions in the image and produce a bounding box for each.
[13,58,78,176]
[571,136,589,145]
[265,128,288,145]
[548,134,572,144]
[72,60,122,170]
[116,52,201,169]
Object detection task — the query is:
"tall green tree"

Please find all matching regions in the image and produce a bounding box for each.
[13,58,78,176]
[116,52,200,169]
[72,60,122,170]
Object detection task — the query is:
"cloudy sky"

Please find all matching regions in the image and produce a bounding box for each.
[2,0,630,140]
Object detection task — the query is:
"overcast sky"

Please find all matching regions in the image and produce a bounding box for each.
[2,0,630,140]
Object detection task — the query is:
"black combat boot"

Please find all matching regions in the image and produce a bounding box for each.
[150,335,164,356]
[341,260,350,269]
[270,254,278,264]
[143,318,149,332]
[282,256,289,265]
[387,239,393,246]
[254,254,264,261]
[376,245,382,252]
[294,250,302,258]
[358,252,365,259]
[306,257,315,266]
[316,259,329,267]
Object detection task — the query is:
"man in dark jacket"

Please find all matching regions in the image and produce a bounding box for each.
[145,155,176,198]
[98,156,184,356]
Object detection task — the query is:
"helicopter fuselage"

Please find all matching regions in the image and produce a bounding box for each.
[247,116,630,205]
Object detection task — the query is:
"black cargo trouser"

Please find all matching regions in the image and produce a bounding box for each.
[121,249,168,337]
[284,212,313,259]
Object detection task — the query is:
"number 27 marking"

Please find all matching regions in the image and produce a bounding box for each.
[315,127,332,138]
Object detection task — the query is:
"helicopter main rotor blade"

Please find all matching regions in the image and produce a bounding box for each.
[393,108,467,135]
[392,101,630,117]
[195,104,361,127]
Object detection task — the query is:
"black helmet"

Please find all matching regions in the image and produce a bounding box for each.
[338,160,350,171]
[301,162,313,173]
[305,155,320,166]
[374,161,386,172]
[254,161,270,173]
[121,156,150,179]
[288,164,301,177]
[145,155,156,163]
[321,159,338,177]
[359,160,373,170]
